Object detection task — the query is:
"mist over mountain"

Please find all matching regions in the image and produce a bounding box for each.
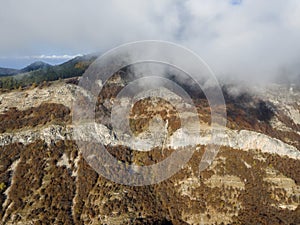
[1,53,299,94]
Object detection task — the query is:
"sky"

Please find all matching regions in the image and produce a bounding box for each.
[0,0,300,82]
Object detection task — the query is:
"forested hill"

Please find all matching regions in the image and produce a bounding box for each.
[0,55,97,90]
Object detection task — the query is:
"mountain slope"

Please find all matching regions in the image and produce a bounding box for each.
[0,55,97,90]
[20,61,52,73]
[0,68,20,77]
[0,70,299,224]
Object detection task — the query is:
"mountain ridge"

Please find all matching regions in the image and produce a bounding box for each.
[0,67,20,77]
[20,61,52,73]
[0,54,97,90]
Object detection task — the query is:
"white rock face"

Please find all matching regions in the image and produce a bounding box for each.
[284,105,300,125]
[57,153,72,169]
[0,125,72,147]
[168,128,300,159]
[1,123,299,160]
[204,175,245,190]
[264,167,300,211]
[257,84,300,125]
[0,82,76,113]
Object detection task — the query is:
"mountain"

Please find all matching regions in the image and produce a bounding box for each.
[0,61,51,77]
[0,69,299,224]
[0,54,97,90]
[0,67,20,77]
[20,61,52,73]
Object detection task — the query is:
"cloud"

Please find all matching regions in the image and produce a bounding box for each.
[0,55,82,60]
[0,0,300,82]
[34,54,83,59]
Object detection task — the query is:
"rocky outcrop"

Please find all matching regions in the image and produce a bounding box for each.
[0,82,76,113]
[1,122,299,161]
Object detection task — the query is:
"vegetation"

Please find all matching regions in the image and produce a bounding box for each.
[0,140,77,224]
[0,103,71,133]
[0,182,6,192]
[0,55,96,90]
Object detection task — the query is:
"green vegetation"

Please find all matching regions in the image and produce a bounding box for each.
[0,182,6,191]
[0,55,97,90]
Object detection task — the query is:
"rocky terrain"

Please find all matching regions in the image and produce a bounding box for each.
[0,74,299,224]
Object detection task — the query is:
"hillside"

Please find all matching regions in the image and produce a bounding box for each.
[0,61,51,77]
[0,69,299,224]
[0,68,19,77]
[0,55,97,90]
[20,61,52,73]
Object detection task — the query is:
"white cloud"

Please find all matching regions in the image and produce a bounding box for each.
[34,54,83,59]
[0,55,82,60]
[0,0,299,82]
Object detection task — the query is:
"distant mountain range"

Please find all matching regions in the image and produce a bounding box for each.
[21,61,52,73]
[0,54,98,90]
[0,61,51,77]
[0,67,20,76]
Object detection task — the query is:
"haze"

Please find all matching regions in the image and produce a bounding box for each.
[0,0,300,83]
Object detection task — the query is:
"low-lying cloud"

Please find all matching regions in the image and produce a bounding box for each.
[0,0,300,82]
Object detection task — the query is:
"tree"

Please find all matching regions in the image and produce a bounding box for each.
[0,182,6,191]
